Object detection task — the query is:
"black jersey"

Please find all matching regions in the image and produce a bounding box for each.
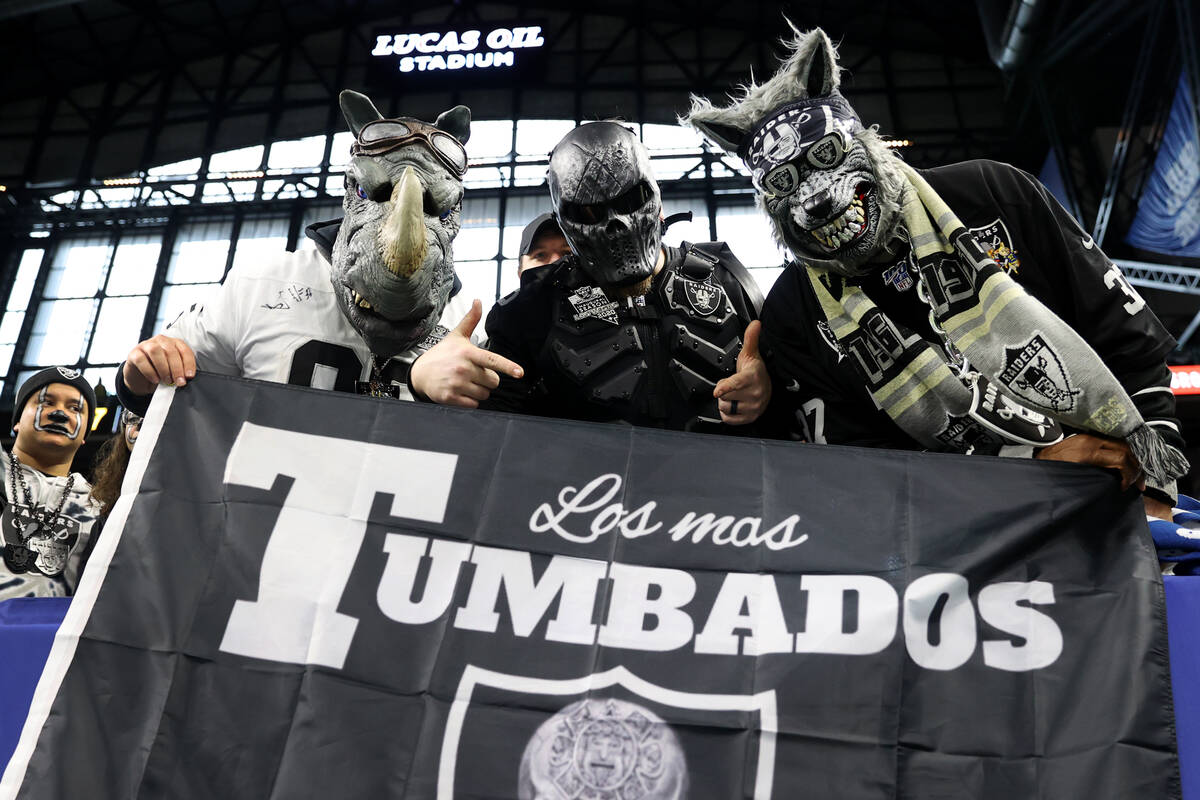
[760,159,1183,456]
[484,242,759,432]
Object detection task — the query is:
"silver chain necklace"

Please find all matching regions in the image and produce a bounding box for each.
[8,450,74,542]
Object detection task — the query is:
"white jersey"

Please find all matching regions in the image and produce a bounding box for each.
[0,452,100,600]
[164,248,475,400]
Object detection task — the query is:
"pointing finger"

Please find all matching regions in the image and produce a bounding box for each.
[470,348,524,379]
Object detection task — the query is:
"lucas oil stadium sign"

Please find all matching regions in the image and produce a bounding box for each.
[368,24,546,84]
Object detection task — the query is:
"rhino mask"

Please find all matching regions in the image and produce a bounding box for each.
[332,90,471,358]
[682,25,907,277]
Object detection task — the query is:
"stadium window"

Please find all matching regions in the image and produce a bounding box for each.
[714,203,787,295]
[43,236,111,300]
[147,158,201,179]
[516,120,574,158]
[468,121,516,161]
[267,135,328,173]
[25,298,97,367]
[328,132,355,169]
[104,236,161,297]
[641,123,705,154]
[455,260,502,319]
[208,145,264,175]
[229,217,290,273]
[156,220,233,331]
[661,198,711,247]
[87,296,149,364]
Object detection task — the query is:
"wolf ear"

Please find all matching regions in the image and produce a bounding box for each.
[689,118,750,155]
[435,105,472,145]
[340,90,383,137]
[798,29,839,98]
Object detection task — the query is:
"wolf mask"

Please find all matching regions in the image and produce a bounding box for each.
[683,26,906,277]
[333,90,471,358]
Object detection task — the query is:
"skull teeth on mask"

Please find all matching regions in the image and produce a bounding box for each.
[548,122,663,290]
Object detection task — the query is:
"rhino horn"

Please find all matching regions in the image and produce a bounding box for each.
[377,166,428,278]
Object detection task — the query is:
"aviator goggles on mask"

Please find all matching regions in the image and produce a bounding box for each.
[742,95,864,199]
[351,118,468,177]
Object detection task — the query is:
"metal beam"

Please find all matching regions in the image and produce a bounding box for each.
[1092,0,1165,246]
[1116,259,1200,295]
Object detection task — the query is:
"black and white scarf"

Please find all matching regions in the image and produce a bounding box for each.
[805,162,1189,485]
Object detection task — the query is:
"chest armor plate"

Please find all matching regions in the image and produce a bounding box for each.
[542,257,744,426]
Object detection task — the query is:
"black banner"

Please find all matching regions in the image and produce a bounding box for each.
[1,374,1179,798]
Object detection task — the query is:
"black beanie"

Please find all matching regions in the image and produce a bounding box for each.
[12,366,97,436]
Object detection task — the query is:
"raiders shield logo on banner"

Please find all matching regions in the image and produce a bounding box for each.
[999,332,1080,413]
[440,665,778,800]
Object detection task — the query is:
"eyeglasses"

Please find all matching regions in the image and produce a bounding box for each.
[754,131,851,198]
[351,119,469,177]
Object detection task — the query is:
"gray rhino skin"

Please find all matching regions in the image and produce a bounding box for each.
[333,90,471,359]
[682,26,907,278]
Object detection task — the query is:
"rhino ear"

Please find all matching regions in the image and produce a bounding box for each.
[689,118,749,155]
[340,89,383,137]
[436,105,472,145]
[799,29,839,98]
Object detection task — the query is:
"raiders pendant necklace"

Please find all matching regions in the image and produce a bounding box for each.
[361,355,400,399]
[8,450,74,541]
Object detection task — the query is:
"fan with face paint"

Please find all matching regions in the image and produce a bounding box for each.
[682,25,907,278]
[333,91,472,358]
[547,122,664,294]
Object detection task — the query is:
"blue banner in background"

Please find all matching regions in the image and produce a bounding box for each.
[1127,73,1200,258]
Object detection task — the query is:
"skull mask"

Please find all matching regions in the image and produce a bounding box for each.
[547,122,662,292]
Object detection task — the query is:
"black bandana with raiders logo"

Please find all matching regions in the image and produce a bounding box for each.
[740,93,865,185]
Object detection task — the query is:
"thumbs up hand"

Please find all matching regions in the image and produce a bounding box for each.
[409,299,525,408]
[713,320,771,425]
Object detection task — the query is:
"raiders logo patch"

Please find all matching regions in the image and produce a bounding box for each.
[999,332,1080,413]
[55,366,81,380]
[763,164,798,196]
[968,374,1064,447]
[678,277,725,317]
[968,218,1020,274]
[567,286,619,326]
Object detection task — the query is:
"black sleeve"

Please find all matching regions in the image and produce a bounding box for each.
[114,363,152,416]
[988,163,1185,451]
[480,284,552,416]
